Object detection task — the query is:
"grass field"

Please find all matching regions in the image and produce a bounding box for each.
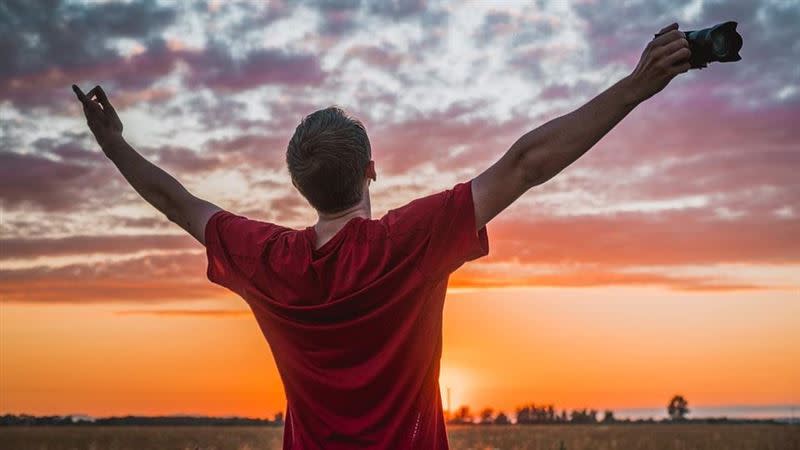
[0,424,797,449]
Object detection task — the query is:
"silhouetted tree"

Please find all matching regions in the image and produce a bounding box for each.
[570,408,598,424]
[668,395,689,421]
[515,404,561,424]
[273,412,284,426]
[516,405,532,424]
[494,411,511,425]
[449,405,472,424]
[479,408,494,425]
[602,410,615,423]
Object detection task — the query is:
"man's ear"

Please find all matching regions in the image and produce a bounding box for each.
[365,160,376,181]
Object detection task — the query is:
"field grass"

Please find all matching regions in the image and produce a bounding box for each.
[0,424,797,449]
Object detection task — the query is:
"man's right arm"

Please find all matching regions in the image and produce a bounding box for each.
[471,23,691,230]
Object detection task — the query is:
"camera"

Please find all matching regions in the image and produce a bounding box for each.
[683,21,743,69]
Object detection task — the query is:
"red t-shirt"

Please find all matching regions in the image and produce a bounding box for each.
[205,180,489,449]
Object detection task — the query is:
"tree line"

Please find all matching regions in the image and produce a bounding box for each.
[0,412,285,427]
[447,395,693,425]
[0,395,784,426]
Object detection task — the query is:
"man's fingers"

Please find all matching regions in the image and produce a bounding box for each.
[81,93,106,123]
[87,85,100,101]
[72,84,88,103]
[87,86,105,109]
[659,22,678,34]
[656,22,679,36]
[665,47,691,66]
[660,37,690,58]
[670,62,692,75]
[91,85,109,106]
[652,29,685,48]
[74,84,105,121]
[90,85,120,123]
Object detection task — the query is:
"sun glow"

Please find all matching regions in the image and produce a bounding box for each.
[439,365,477,414]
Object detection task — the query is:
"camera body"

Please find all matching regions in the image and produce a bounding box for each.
[655,21,743,69]
[684,21,742,69]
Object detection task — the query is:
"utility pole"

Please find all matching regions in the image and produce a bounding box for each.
[446,387,451,420]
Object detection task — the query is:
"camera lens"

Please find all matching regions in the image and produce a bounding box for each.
[712,31,728,57]
[683,21,741,69]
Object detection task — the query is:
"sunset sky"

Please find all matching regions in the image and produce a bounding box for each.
[1,0,798,419]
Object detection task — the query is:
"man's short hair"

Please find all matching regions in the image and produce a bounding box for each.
[286,106,372,214]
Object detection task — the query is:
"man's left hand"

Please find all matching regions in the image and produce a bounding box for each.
[72,84,124,149]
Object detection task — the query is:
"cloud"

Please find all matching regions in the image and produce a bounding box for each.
[0,1,327,114]
[485,210,800,267]
[0,133,127,212]
[474,11,514,44]
[204,134,289,170]
[546,94,800,221]
[0,234,195,260]
[182,45,326,91]
[3,201,797,304]
[2,1,798,305]
[343,44,410,71]
[3,229,791,304]
[2,39,326,113]
[0,252,217,303]
[0,150,99,211]
[314,0,362,36]
[310,0,433,36]
[0,0,178,111]
[367,101,529,175]
[171,95,250,130]
[448,267,771,292]
[572,0,799,105]
[0,0,176,80]
[145,145,224,174]
[111,215,172,230]
[1,136,236,214]
[1,39,181,113]
[367,0,427,18]
[264,190,311,223]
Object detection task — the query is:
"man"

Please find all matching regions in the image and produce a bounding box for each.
[73,23,691,449]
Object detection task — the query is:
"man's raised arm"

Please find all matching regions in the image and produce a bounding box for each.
[72,84,220,245]
[471,23,691,230]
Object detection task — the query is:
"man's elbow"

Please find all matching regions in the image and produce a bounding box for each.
[154,192,182,224]
[515,147,551,188]
[163,206,182,226]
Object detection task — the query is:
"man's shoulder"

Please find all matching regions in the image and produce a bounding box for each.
[379,182,471,233]
[209,210,298,249]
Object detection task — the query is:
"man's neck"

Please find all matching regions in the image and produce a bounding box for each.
[313,201,371,247]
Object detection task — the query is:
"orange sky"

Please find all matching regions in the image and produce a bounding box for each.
[2,285,797,417]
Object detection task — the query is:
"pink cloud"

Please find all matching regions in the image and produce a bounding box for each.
[367,102,529,175]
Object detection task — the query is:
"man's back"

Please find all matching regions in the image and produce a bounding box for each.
[205,180,489,449]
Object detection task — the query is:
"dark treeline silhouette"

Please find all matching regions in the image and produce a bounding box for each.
[1,396,791,426]
[0,412,284,427]
[443,395,789,426]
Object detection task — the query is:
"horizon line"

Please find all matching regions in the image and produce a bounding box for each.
[5,403,798,420]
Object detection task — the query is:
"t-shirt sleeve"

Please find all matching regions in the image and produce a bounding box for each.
[386,180,489,280]
[205,210,286,295]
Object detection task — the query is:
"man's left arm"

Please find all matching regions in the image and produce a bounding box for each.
[73,84,220,245]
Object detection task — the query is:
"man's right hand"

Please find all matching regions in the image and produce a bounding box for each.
[625,23,692,103]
